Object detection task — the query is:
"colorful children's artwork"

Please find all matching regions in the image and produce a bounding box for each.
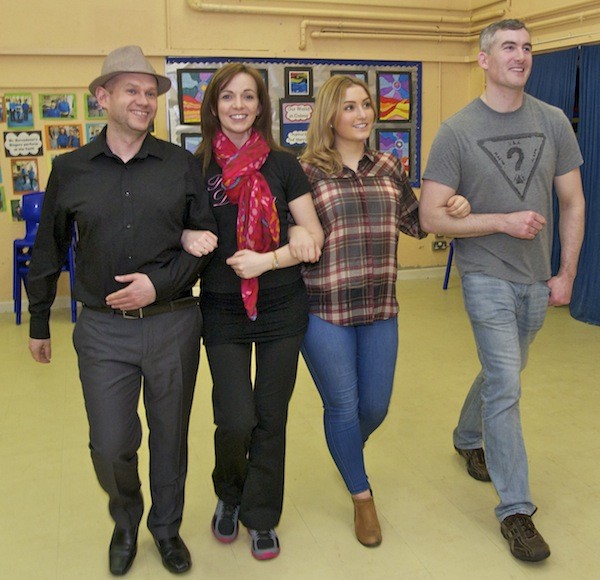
[284,67,313,97]
[376,72,411,122]
[177,69,216,124]
[377,129,411,176]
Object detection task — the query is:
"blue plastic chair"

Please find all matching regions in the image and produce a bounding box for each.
[13,191,77,325]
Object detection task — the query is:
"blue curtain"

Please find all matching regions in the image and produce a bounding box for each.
[570,45,600,325]
[525,48,578,115]
[525,48,579,274]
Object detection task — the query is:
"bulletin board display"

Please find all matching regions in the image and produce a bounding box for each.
[165,57,422,186]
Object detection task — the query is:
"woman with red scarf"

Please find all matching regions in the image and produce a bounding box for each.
[182,63,323,560]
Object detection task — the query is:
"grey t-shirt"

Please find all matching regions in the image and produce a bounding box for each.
[423,94,583,284]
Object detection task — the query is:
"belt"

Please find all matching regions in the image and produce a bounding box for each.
[84,296,199,319]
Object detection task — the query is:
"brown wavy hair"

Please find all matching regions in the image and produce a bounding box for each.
[195,63,280,173]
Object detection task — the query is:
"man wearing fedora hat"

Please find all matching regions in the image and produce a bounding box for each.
[27,45,218,575]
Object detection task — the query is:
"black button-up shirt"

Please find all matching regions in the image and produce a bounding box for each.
[28,128,216,339]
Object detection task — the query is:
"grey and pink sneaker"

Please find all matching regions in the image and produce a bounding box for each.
[248,528,280,560]
[211,499,240,543]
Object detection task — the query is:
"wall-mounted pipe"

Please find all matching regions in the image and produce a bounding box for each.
[299,19,468,50]
[534,30,600,48]
[528,6,600,30]
[188,0,497,24]
[299,9,504,50]
[311,31,477,44]
[524,0,600,23]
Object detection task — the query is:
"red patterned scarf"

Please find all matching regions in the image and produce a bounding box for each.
[213,128,280,320]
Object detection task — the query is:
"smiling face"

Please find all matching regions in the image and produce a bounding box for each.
[479,27,533,92]
[96,72,158,137]
[332,84,375,149]
[216,72,262,148]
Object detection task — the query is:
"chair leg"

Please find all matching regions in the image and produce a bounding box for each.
[442,241,454,290]
[71,298,77,323]
[68,245,77,323]
[15,274,22,325]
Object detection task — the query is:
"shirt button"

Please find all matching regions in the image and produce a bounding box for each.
[126,224,131,229]
[125,191,130,196]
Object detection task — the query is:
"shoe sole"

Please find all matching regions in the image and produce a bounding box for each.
[357,537,382,548]
[251,549,280,561]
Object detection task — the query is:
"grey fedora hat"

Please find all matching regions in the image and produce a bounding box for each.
[89,45,171,95]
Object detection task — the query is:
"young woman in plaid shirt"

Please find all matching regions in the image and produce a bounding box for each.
[297,75,470,547]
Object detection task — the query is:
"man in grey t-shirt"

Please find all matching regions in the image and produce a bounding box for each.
[420,19,584,562]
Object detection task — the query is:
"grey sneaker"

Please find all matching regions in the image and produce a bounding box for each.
[248,529,280,560]
[501,514,551,562]
[454,445,491,482]
[211,499,240,543]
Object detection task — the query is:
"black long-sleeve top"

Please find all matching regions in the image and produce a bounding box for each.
[28,128,216,339]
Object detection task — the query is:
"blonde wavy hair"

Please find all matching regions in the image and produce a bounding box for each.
[301,75,376,175]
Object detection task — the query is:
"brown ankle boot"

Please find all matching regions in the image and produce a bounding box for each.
[352,493,382,547]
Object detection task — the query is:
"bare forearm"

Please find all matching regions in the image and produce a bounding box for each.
[556,199,585,279]
[421,211,507,238]
[422,207,549,241]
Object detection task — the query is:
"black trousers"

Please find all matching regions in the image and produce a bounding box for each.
[206,333,304,530]
[73,305,202,539]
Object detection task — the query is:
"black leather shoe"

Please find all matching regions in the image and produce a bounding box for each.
[109,525,139,576]
[154,535,192,574]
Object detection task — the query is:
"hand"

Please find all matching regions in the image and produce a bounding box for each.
[181,229,218,257]
[503,211,546,240]
[446,195,471,218]
[105,273,157,311]
[288,225,322,263]
[226,250,270,279]
[547,274,575,307]
[29,338,51,363]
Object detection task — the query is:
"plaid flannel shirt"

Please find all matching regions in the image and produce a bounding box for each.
[301,149,425,326]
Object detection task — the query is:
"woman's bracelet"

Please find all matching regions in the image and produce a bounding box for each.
[271,250,279,271]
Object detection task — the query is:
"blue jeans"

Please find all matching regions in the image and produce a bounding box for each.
[301,314,398,495]
[454,273,549,521]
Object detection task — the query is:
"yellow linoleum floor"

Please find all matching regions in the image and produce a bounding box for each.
[1,276,599,579]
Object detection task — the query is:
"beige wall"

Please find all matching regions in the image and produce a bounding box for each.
[1,0,598,304]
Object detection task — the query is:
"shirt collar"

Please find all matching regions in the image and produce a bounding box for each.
[360,147,376,166]
[339,147,376,176]
[85,126,165,162]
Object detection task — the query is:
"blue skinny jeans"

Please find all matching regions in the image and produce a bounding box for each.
[301,314,398,494]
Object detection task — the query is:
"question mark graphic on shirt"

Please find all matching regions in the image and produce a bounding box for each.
[507,147,524,171]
